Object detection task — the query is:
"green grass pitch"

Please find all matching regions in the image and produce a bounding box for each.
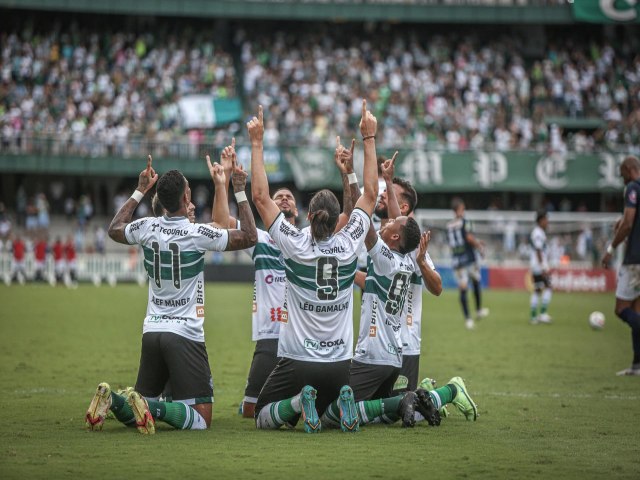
[0,284,639,479]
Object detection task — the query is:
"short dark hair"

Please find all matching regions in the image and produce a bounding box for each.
[536,209,548,224]
[393,177,417,214]
[398,217,421,254]
[157,170,186,214]
[308,189,340,242]
[451,197,465,211]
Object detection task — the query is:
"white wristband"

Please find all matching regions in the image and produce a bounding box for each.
[235,191,248,203]
[130,190,144,203]
[347,172,358,184]
[606,244,614,255]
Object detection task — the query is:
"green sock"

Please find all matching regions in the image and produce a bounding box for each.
[530,306,538,320]
[147,400,199,429]
[357,396,405,425]
[110,392,135,426]
[275,397,298,423]
[540,304,548,314]
[321,400,342,427]
[428,385,457,410]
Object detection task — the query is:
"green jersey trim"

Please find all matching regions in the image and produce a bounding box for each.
[252,242,281,260]
[142,246,204,266]
[254,256,285,272]
[144,257,205,280]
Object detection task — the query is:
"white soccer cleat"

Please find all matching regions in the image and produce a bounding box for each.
[465,318,475,330]
[538,313,552,324]
[86,382,113,431]
[616,367,640,376]
[476,307,490,319]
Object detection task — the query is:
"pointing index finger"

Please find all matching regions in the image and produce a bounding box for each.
[258,105,263,124]
[350,138,355,154]
[362,98,367,118]
[147,155,152,173]
[206,154,213,170]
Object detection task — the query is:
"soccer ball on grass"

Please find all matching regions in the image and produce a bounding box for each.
[589,311,605,330]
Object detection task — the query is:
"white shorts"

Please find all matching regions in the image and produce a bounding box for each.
[454,263,480,289]
[616,265,640,301]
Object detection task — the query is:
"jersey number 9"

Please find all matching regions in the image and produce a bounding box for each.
[316,257,339,300]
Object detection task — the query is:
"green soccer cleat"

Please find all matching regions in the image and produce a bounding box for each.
[86,382,112,431]
[418,377,449,418]
[300,385,321,433]
[338,385,359,432]
[127,390,156,434]
[448,376,478,421]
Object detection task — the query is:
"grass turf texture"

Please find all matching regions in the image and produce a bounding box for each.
[0,284,639,479]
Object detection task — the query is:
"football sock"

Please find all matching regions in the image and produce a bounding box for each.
[530,292,539,320]
[320,400,342,428]
[459,289,470,318]
[428,384,457,410]
[255,394,301,429]
[472,279,482,310]
[109,391,135,426]
[146,400,207,430]
[357,396,403,425]
[540,288,552,314]
[618,308,640,330]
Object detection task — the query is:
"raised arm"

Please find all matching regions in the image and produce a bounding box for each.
[218,138,240,228]
[207,150,230,229]
[225,161,258,251]
[416,231,442,296]
[248,105,281,228]
[108,155,158,244]
[353,99,378,216]
[334,136,359,232]
[381,152,401,220]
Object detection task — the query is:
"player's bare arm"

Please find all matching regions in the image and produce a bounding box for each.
[334,136,357,232]
[602,207,636,267]
[108,155,158,244]
[353,99,379,216]
[381,152,401,219]
[226,162,258,251]
[207,149,230,229]
[248,105,281,228]
[416,231,442,296]
[354,270,366,290]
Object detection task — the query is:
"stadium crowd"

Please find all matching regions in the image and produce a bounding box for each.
[1,20,639,156]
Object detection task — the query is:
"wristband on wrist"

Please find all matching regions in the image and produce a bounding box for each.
[235,191,248,203]
[606,244,614,255]
[347,172,358,184]
[130,190,144,203]
[362,135,375,141]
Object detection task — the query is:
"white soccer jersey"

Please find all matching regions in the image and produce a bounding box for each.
[245,228,285,341]
[401,249,436,356]
[355,237,415,368]
[269,208,370,362]
[530,226,548,274]
[125,216,229,342]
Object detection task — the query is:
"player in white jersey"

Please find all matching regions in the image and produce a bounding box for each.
[248,101,379,433]
[86,155,257,434]
[529,210,553,324]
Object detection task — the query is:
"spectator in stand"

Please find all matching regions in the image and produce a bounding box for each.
[64,234,77,286]
[33,234,48,282]
[52,236,65,284]
[6,234,27,285]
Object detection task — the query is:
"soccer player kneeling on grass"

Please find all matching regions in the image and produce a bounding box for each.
[249,101,379,432]
[86,154,257,433]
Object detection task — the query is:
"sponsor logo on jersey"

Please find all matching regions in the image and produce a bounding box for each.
[369,326,377,337]
[629,188,637,206]
[304,338,345,350]
[129,219,147,232]
[148,314,189,323]
[269,307,287,323]
[197,225,223,240]
[280,310,288,323]
[151,223,189,236]
[151,296,190,307]
[252,302,257,313]
[346,215,364,240]
[387,343,400,355]
[265,274,286,285]
[379,245,394,260]
[196,306,205,318]
[406,314,413,326]
[196,280,204,305]
[279,222,301,237]
[318,246,346,254]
